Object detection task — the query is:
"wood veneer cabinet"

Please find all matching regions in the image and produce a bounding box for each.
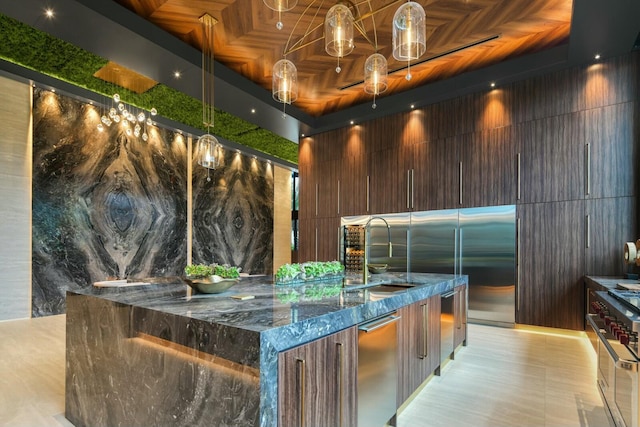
[453,285,467,350]
[460,127,516,208]
[397,294,441,406]
[583,103,637,199]
[516,201,585,330]
[585,197,637,276]
[298,217,340,262]
[278,327,357,427]
[515,113,584,204]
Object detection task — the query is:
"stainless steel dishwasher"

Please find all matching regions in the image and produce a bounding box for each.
[358,312,400,427]
[440,290,455,372]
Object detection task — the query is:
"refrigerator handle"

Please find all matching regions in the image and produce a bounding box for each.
[454,228,458,276]
[458,227,463,273]
[459,162,463,205]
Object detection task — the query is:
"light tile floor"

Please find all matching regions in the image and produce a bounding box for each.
[0,316,612,427]
[398,324,612,427]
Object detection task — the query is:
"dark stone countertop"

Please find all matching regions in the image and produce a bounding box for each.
[66,272,467,427]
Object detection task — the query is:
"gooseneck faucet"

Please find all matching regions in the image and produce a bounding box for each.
[363,216,393,284]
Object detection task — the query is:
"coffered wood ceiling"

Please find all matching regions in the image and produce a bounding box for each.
[113,0,572,117]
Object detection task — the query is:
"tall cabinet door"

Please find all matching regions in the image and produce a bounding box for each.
[584,103,637,199]
[517,201,585,330]
[278,327,357,427]
[413,136,461,211]
[459,127,516,208]
[369,148,404,214]
[516,113,584,204]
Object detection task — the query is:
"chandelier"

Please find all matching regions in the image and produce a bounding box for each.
[269,0,426,110]
[97,94,157,141]
[194,13,223,181]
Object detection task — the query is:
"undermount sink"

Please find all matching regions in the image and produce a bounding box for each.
[364,283,415,293]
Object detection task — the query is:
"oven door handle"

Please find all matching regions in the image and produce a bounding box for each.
[587,314,638,371]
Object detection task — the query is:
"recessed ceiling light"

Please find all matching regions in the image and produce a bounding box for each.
[350,120,354,125]
[301,133,305,137]
[490,82,496,88]
[594,53,601,60]
[173,71,181,78]
[251,108,256,114]
[44,8,54,18]
[410,104,415,109]
[50,88,56,93]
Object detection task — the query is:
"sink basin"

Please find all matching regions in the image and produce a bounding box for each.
[364,283,415,293]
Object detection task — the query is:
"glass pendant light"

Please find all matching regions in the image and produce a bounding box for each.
[196,13,221,180]
[195,134,221,169]
[325,3,354,73]
[393,1,426,80]
[272,58,298,117]
[263,0,298,30]
[364,53,388,109]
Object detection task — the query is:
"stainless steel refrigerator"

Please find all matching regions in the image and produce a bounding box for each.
[409,205,516,326]
[341,205,516,326]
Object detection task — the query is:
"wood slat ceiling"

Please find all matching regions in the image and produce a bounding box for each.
[113,0,573,117]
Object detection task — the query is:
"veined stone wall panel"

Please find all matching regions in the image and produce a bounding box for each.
[32,88,188,316]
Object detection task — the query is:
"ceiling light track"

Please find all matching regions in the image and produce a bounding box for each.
[338,33,501,90]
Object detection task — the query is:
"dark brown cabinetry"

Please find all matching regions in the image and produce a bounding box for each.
[517,201,586,330]
[397,294,441,406]
[585,197,637,276]
[583,103,637,199]
[515,113,584,204]
[460,127,516,208]
[453,285,467,350]
[278,327,357,427]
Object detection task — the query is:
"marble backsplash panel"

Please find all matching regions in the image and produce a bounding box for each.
[192,149,274,275]
[32,89,188,316]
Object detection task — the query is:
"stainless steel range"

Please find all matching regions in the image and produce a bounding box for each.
[587,287,640,427]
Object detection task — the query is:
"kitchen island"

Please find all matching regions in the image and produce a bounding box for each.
[65,273,467,427]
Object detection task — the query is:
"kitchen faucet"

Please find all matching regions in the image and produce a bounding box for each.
[363,216,393,284]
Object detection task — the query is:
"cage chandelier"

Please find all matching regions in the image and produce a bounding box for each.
[269,0,426,110]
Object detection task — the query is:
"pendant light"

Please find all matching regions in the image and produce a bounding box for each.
[272,58,298,117]
[325,3,354,73]
[196,13,221,181]
[392,1,426,81]
[364,53,388,109]
[263,0,298,30]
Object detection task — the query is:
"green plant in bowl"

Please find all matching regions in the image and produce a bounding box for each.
[184,264,213,278]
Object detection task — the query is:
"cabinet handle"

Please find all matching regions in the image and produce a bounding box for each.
[516,217,521,313]
[516,152,521,201]
[336,342,344,427]
[366,175,370,213]
[297,358,306,427]
[459,162,463,205]
[411,169,415,209]
[337,180,340,215]
[315,227,318,261]
[586,214,590,249]
[407,169,411,210]
[315,183,319,217]
[586,143,591,196]
[457,290,463,330]
[422,303,429,358]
